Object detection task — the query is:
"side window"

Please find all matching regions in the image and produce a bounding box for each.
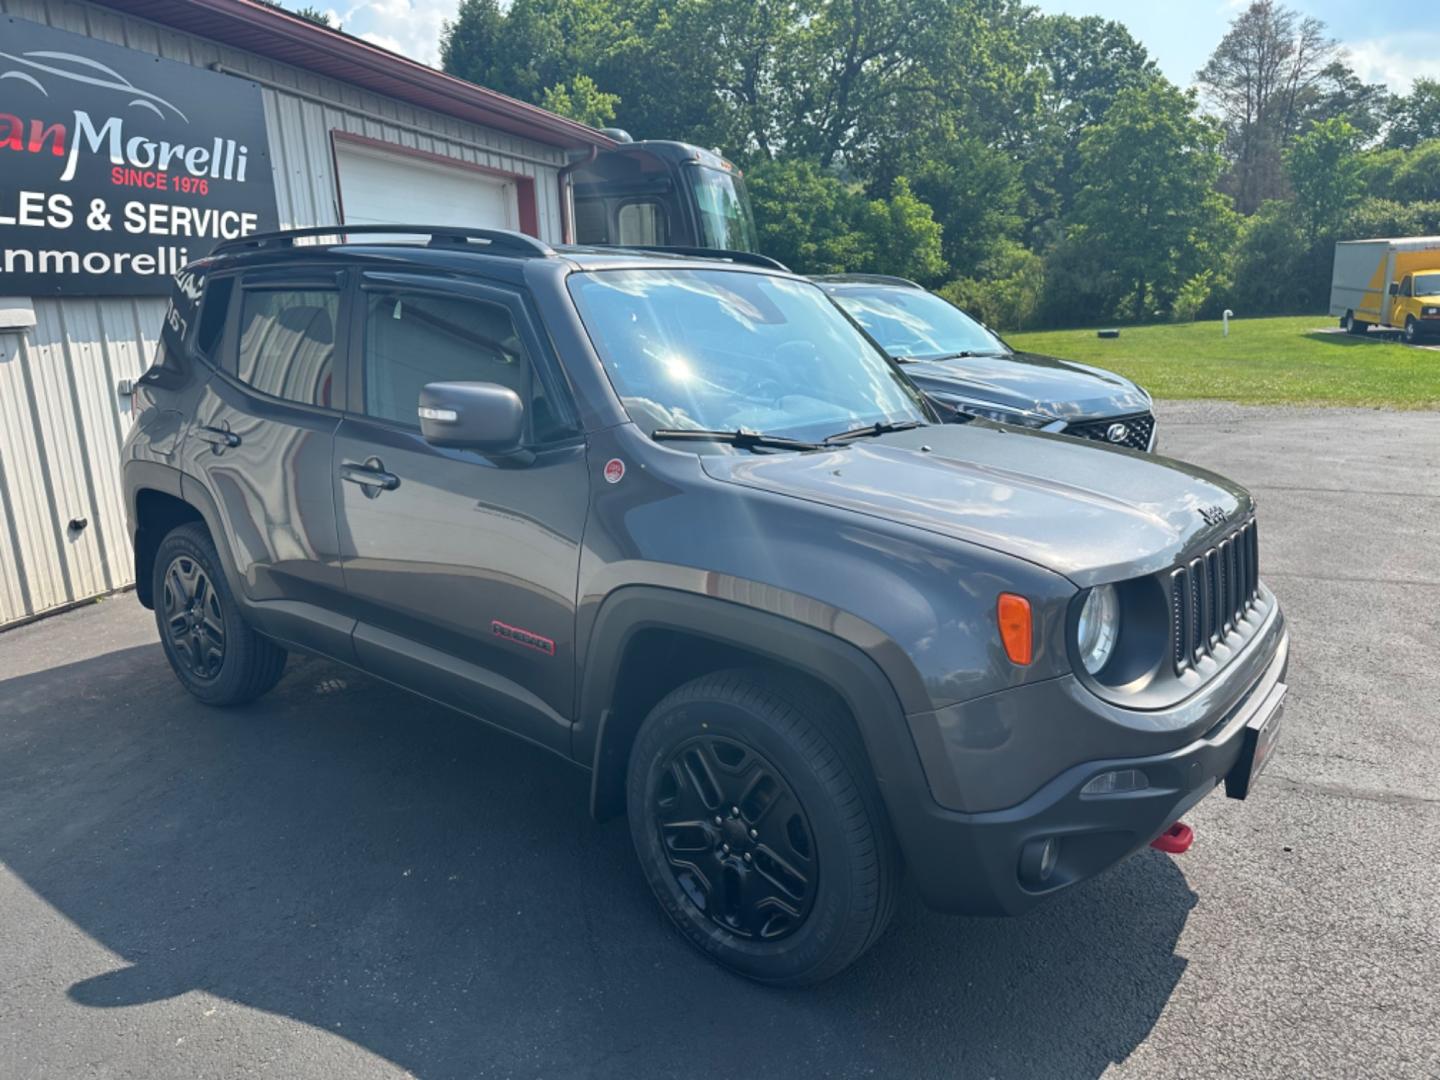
[616,201,667,245]
[574,197,609,244]
[236,288,339,408]
[194,276,234,364]
[362,290,567,442]
[1401,277,1413,298]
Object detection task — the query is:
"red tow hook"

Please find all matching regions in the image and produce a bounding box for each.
[1151,821,1194,854]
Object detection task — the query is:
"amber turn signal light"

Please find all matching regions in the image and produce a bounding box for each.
[997,593,1033,666]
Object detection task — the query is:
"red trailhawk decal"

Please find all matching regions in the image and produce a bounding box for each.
[603,458,625,484]
[491,620,555,656]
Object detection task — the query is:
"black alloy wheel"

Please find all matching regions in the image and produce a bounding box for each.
[162,554,225,681]
[627,669,900,986]
[151,522,287,705]
[653,733,817,941]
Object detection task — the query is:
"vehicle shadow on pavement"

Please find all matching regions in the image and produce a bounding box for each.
[0,643,1197,1080]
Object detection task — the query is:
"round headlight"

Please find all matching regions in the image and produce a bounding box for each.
[1077,584,1120,674]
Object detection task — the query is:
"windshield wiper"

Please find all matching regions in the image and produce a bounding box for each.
[899,350,1008,362]
[651,428,829,452]
[823,419,927,443]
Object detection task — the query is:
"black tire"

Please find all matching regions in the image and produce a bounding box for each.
[626,668,900,987]
[1404,317,1417,344]
[1344,312,1368,335]
[152,523,287,706]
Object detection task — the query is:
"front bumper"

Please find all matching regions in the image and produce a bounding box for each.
[895,609,1289,916]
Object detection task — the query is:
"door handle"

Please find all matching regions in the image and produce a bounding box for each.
[195,425,240,449]
[340,458,400,496]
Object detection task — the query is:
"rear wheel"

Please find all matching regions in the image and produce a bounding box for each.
[626,669,899,986]
[153,523,287,706]
[1343,312,1368,335]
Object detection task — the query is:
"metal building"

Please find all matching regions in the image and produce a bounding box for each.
[0,0,614,627]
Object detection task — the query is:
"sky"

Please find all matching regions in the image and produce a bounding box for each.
[282,0,1438,93]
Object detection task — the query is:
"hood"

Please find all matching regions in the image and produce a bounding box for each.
[700,423,1251,587]
[901,351,1149,421]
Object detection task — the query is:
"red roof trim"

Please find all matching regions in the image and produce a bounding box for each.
[88,0,617,152]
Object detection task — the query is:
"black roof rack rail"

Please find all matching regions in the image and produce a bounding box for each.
[607,245,790,272]
[212,225,555,258]
[810,273,924,289]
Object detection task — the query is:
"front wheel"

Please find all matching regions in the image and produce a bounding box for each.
[626,669,899,986]
[153,523,287,706]
[1405,317,1418,344]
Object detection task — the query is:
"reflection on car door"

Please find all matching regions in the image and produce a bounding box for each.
[182,267,351,658]
[332,272,588,753]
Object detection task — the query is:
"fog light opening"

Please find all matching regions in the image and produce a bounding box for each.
[1019,836,1059,887]
[1080,768,1150,797]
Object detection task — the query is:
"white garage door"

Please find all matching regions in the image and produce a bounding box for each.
[334,140,518,231]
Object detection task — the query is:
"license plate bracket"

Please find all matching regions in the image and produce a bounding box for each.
[1225,683,1285,800]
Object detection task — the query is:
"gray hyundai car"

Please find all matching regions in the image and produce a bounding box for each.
[816,274,1158,451]
[123,230,1287,986]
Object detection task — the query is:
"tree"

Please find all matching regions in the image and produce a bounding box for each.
[1197,1,1339,213]
[1069,81,1235,321]
[440,0,507,91]
[747,160,944,282]
[1026,15,1158,229]
[1286,118,1365,240]
[855,177,947,283]
[1390,141,1440,204]
[1231,200,1310,313]
[1299,62,1389,140]
[909,137,1023,272]
[293,6,330,26]
[939,240,1044,330]
[540,75,619,128]
[1385,79,1440,149]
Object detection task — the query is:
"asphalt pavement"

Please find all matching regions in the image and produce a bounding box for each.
[1,402,1437,1079]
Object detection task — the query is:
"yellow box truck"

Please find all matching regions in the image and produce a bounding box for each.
[1330,236,1440,343]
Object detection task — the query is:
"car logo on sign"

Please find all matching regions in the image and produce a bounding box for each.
[1198,505,1228,527]
[1106,423,1129,443]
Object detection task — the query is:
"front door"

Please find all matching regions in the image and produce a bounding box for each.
[183,267,351,657]
[1391,275,1413,328]
[332,272,588,752]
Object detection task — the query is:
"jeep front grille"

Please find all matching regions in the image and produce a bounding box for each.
[1170,518,1260,673]
[1065,412,1155,451]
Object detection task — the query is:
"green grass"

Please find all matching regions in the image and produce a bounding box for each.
[1006,315,1440,408]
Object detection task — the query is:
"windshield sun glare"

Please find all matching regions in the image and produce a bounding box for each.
[569,269,930,448]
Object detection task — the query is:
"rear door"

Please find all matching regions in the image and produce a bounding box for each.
[182,265,352,658]
[332,271,588,752]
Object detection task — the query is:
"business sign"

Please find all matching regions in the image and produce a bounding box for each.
[0,17,279,296]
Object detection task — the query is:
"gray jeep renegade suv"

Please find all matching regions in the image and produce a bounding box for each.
[122,227,1289,987]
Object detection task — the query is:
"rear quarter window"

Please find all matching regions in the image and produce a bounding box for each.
[235,288,339,409]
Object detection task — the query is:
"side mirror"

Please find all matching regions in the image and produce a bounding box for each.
[419,382,524,452]
[1390,282,1400,296]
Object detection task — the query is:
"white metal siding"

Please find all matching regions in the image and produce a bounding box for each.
[0,0,571,626]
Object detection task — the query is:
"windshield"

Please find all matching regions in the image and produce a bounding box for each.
[568,269,930,446]
[689,166,758,252]
[1414,273,1440,297]
[831,286,1009,360]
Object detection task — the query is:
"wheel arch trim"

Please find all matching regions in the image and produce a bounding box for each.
[576,585,935,836]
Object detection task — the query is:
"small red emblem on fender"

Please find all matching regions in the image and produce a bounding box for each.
[603,458,625,484]
[491,620,556,656]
